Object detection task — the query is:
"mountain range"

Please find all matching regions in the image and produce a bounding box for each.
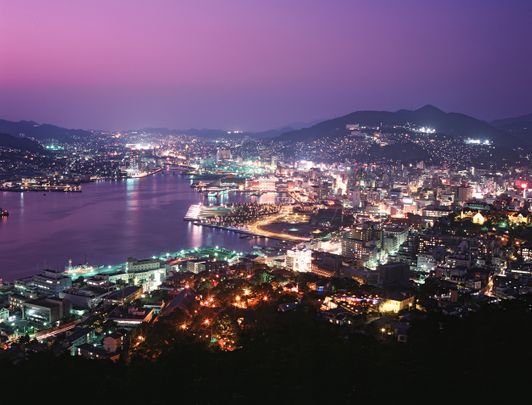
[140,126,294,140]
[276,105,526,145]
[0,132,44,153]
[491,113,532,146]
[0,105,531,150]
[0,119,91,143]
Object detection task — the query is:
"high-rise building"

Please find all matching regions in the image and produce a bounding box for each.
[216,148,232,161]
[350,189,362,207]
[382,224,409,254]
[377,262,410,289]
[341,235,373,261]
[32,269,72,296]
[456,185,473,203]
[351,222,379,241]
[285,248,312,273]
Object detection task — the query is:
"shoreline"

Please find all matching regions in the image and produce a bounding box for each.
[0,187,82,193]
[0,167,166,193]
[186,220,310,242]
[0,173,275,281]
[186,220,282,240]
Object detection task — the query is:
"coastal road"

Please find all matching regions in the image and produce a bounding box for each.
[246,206,310,242]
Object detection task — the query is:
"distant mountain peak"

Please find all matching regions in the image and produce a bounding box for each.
[0,132,44,153]
[0,118,91,142]
[415,104,444,114]
[277,105,515,145]
[492,112,532,146]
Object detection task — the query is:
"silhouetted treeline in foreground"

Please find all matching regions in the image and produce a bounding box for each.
[1,295,530,404]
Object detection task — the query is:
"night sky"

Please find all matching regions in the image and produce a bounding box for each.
[1,0,531,130]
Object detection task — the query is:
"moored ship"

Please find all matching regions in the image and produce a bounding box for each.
[64,259,98,276]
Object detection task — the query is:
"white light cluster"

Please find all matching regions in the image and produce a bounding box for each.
[465,138,492,145]
[416,127,436,134]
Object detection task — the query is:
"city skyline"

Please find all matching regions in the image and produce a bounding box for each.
[1,0,532,131]
[0,2,530,401]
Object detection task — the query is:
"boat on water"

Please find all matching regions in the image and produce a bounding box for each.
[64,260,98,276]
[0,208,9,217]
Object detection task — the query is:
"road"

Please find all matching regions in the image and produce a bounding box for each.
[246,206,311,242]
[35,320,79,341]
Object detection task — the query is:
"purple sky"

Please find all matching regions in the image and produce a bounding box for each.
[1,0,531,131]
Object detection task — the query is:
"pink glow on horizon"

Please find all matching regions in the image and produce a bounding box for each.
[1,0,532,130]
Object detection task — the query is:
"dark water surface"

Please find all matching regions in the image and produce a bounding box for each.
[0,172,269,280]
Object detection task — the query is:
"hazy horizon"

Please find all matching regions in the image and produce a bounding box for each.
[1,0,532,131]
[0,103,528,134]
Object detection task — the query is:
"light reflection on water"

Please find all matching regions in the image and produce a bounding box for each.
[0,173,274,280]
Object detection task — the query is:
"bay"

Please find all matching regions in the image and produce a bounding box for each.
[0,171,272,280]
